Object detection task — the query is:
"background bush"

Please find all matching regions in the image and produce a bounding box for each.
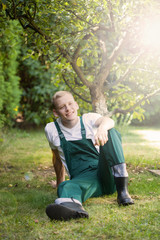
[0,20,22,127]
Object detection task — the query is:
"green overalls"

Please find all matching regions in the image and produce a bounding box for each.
[54,117,125,204]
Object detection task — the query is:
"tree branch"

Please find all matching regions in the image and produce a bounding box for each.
[72,33,92,61]
[23,17,50,40]
[12,0,17,19]
[107,51,143,89]
[26,3,36,20]
[6,3,50,41]
[106,0,115,32]
[71,26,104,88]
[56,43,72,62]
[95,32,129,86]
[66,9,93,26]
[72,26,99,61]
[71,61,92,88]
[108,32,129,69]
[5,9,14,19]
[56,44,91,88]
[110,87,160,116]
[48,53,63,62]
[62,73,91,104]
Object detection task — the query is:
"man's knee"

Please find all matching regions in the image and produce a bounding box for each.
[108,128,122,142]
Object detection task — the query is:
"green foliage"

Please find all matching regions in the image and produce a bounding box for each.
[0,20,22,128]
[132,95,160,126]
[1,0,160,125]
[19,57,66,125]
[0,58,5,128]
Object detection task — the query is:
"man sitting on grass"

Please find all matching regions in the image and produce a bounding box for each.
[45,91,134,221]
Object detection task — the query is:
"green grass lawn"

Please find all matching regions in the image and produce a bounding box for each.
[0,125,160,240]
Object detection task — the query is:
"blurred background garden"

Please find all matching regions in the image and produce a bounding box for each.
[0,0,160,239]
[1,0,160,129]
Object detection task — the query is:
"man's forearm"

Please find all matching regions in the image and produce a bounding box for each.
[52,149,65,187]
[54,163,65,187]
[94,116,114,146]
[95,116,114,130]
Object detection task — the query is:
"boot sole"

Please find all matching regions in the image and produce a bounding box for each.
[46,204,89,221]
[118,198,134,206]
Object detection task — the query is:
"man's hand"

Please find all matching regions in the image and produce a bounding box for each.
[94,130,108,146]
[48,180,57,189]
[94,116,114,146]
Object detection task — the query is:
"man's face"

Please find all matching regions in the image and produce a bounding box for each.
[53,93,79,124]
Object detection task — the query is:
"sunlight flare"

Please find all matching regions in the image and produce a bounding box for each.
[136,130,160,148]
[142,15,160,48]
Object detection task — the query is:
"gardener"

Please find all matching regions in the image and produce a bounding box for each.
[45,91,134,221]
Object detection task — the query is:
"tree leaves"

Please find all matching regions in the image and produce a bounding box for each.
[1,0,160,124]
[0,20,22,127]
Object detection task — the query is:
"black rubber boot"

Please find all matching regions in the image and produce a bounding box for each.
[46,202,89,221]
[115,177,134,206]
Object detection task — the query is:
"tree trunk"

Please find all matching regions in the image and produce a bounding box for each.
[90,84,109,116]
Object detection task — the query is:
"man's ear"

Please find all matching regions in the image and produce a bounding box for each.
[75,101,79,110]
[53,109,59,117]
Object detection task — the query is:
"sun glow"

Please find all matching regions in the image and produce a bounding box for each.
[136,130,160,148]
[142,16,160,49]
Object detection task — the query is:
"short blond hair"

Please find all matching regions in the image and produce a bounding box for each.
[52,91,74,109]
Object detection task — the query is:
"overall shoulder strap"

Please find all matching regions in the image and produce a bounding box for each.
[54,121,65,141]
[80,116,86,139]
